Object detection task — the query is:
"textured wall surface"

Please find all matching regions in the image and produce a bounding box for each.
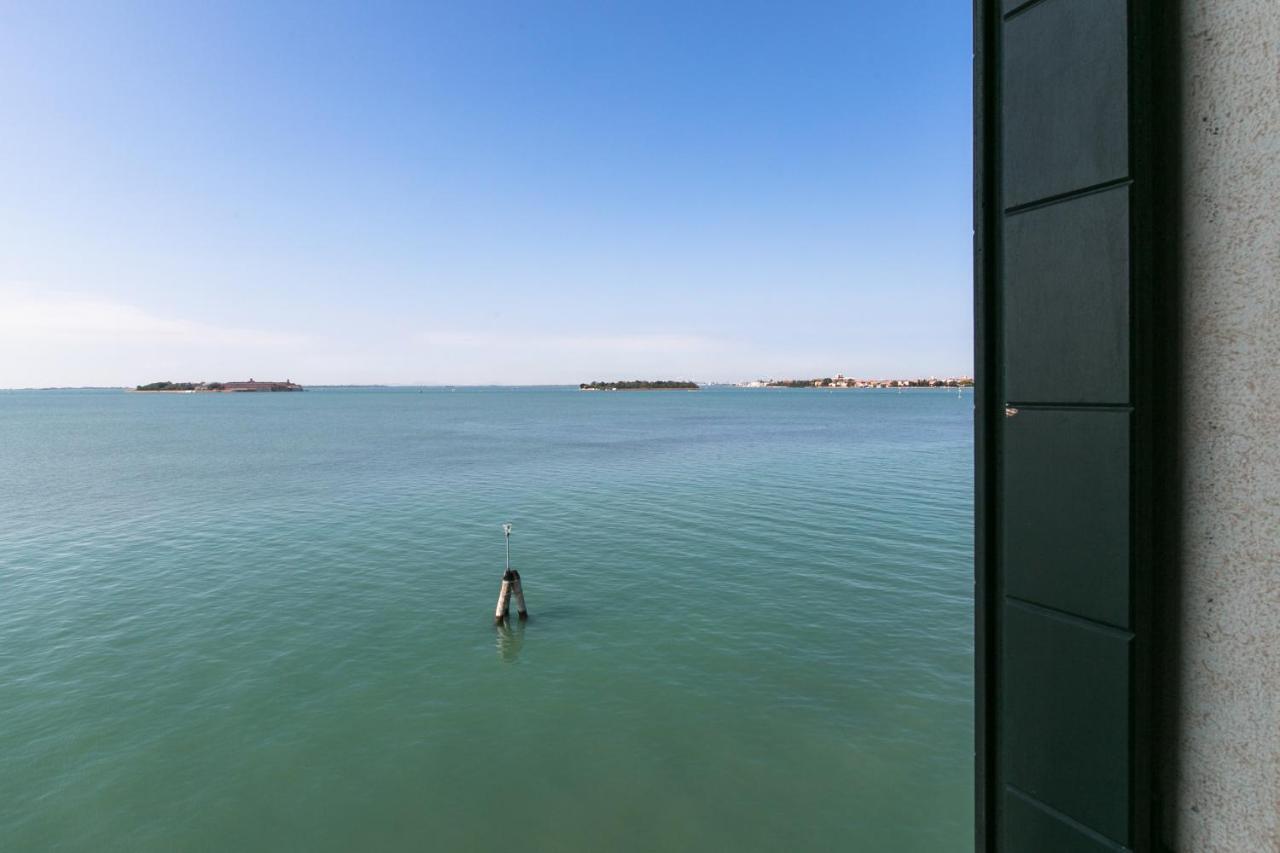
[1173,1,1280,849]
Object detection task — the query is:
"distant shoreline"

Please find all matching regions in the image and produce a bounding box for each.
[579,380,699,391]
[747,376,974,389]
[134,380,304,393]
[3,380,977,392]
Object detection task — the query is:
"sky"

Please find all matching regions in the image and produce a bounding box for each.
[0,1,971,387]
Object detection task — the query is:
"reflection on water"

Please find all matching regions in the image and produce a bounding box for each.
[495,620,526,663]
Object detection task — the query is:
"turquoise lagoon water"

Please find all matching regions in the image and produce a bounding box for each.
[0,387,973,851]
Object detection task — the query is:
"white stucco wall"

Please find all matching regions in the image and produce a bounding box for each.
[1173,2,1280,849]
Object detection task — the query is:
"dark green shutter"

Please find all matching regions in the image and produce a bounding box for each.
[975,0,1168,849]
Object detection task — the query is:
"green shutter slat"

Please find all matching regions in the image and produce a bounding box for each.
[1003,787,1133,852]
[1003,409,1130,628]
[1001,0,1129,209]
[1004,188,1131,405]
[1003,602,1132,841]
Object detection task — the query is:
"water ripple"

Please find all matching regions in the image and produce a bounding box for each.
[0,387,973,852]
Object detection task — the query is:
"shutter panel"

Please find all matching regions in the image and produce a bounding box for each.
[976,0,1162,849]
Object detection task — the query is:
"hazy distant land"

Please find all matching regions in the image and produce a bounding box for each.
[579,380,699,391]
[134,380,304,393]
[748,375,974,389]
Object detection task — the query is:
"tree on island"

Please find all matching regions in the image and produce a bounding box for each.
[136,381,198,391]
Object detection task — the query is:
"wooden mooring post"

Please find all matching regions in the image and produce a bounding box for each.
[494,570,513,624]
[493,523,528,624]
[511,570,528,621]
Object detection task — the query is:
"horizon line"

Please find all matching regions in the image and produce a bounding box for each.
[1,377,978,392]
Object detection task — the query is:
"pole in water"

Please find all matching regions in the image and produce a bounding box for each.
[511,570,528,621]
[494,522,527,623]
[494,572,513,625]
[503,522,527,620]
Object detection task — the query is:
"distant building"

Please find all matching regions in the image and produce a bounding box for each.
[220,378,303,392]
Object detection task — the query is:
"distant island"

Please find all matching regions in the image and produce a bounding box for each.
[745,374,973,389]
[579,380,699,391]
[134,378,304,393]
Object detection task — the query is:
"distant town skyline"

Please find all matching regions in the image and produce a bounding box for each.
[0,2,970,388]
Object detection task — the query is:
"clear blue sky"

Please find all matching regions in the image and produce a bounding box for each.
[0,1,971,386]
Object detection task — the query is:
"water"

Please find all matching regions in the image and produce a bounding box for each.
[0,387,973,851]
